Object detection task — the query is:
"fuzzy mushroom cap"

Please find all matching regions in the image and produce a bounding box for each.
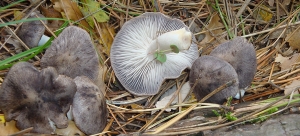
[209,37,257,89]
[17,12,46,48]
[189,55,239,104]
[72,76,107,135]
[0,62,76,133]
[40,26,100,81]
[110,12,199,96]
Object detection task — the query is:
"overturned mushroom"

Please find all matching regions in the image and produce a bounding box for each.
[40,26,100,83]
[0,62,76,133]
[189,55,239,104]
[209,37,257,89]
[110,12,199,96]
[72,76,107,135]
[17,12,47,48]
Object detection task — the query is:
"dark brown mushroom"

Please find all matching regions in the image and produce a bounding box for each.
[189,55,239,104]
[40,26,100,82]
[17,12,47,48]
[72,76,107,135]
[209,37,257,89]
[0,62,76,133]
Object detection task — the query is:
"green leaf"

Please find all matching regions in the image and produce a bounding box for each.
[154,52,166,63]
[170,45,179,53]
[80,0,109,28]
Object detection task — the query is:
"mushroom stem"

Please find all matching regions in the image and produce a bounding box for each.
[147,28,192,55]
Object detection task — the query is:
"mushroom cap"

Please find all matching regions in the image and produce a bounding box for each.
[209,37,257,89]
[40,26,100,81]
[189,55,239,104]
[72,76,107,135]
[0,62,76,133]
[17,12,46,48]
[110,12,199,96]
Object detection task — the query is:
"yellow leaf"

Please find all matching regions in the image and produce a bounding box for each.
[0,120,20,135]
[253,5,273,23]
[51,0,92,31]
[0,114,5,123]
[97,23,115,55]
[14,11,25,20]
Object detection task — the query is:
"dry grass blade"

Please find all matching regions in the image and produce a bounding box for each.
[147,80,236,134]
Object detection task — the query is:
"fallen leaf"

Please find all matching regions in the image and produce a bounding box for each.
[0,119,20,135]
[200,13,225,45]
[286,28,300,50]
[79,0,109,28]
[284,80,300,95]
[14,11,25,20]
[55,121,85,136]
[253,5,273,23]
[40,5,64,32]
[51,0,92,31]
[96,23,115,55]
[153,82,190,114]
[199,13,226,55]
[275,53,300,70]
[268,0,274,6]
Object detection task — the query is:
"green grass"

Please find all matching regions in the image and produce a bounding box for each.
[0,21,69,70]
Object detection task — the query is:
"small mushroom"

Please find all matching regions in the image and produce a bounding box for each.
[0,62,76,133]
[17,12,47,48]
[40,26,100,83]
[189,55,239,104]
[110,12,199,96]
[209,37,257,89]
[72,76,107,135]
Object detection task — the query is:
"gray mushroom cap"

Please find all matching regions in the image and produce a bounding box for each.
[110,12,199,96]
[189,55,239,104]
[0,62,76,133]
[72,76,107,135]
[40,26,100,82]
[209,37,257,89]
[17,12,46,48]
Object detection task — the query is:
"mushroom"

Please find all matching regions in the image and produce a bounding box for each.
[209,37,257,89]
[40,26,100,83]
[17,12,47,48]
[110,12,199,96]
[0,62,76,133]
[189,55,239,104]
[72,76,107,135]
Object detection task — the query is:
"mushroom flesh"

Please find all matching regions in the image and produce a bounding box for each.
[17,12,47,48]
[110,12,199,96]
[209,37,257,89]
[40,26,100,82]
[72,76,107,135]
[0,62,76,133]
[189,55,239,104]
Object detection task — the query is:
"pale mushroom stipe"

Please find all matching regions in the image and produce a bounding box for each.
[110,12,199,96]
[0,62,76,133]
[189,55,239,104]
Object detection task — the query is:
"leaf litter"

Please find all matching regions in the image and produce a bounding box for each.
[1,0,300,135]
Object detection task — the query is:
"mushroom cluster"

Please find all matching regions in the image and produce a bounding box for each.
[190,37,257,104]
[110,12,199,96]
[0,26,107,134]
